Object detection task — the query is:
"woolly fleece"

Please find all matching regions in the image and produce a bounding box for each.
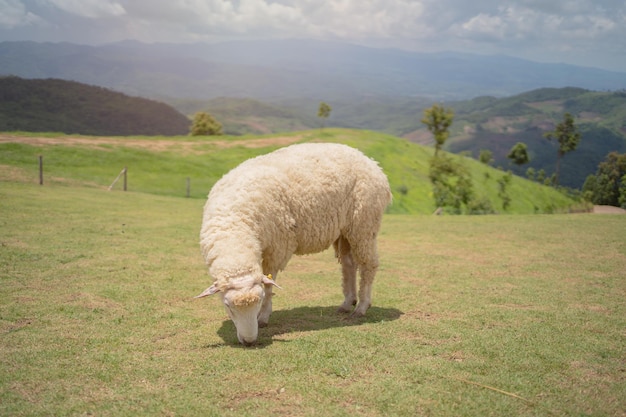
[200,142,391,288]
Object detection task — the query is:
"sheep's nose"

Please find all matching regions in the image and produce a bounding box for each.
[241,338,256,347]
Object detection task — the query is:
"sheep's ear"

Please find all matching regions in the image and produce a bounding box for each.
[194,283,220,298]
[262,274,282,289]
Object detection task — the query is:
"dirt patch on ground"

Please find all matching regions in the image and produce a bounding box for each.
[593,205,626,214]
[0,133,303,153]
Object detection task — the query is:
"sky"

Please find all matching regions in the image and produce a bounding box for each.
[1,0,626,72]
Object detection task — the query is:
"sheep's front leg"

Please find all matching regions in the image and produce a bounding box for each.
[258,276,276,327]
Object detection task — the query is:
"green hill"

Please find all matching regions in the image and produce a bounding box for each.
[0,129,578,215]
[0,76,191,136]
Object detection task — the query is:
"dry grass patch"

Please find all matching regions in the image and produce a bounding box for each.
[0,133,304,154]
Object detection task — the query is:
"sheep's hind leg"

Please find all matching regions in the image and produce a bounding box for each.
[335,237,357,313]
[353,263,376,317]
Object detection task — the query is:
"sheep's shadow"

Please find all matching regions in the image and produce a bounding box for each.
[214,305,403,348]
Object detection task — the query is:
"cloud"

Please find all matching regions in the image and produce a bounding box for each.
[455,2,619,41]
[120,0,426,40]
[447,1,626,61]
[459,12,507,41]
[0,0,42,28]
[47,0,126,19]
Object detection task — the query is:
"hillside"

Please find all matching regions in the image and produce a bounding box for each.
[0,129,578,215]
[0,76,190,136]
[436,88,626,189]
[171,97,317,135]
[173,88,626,190]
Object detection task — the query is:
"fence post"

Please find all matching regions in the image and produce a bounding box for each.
[109,167,127,191]
[39,155,43,185]
[123,167,127,191]
[186,177,190,198]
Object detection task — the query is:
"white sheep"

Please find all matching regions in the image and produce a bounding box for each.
[195,142,392,345]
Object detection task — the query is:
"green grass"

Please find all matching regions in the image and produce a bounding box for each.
[1,181,624,416]
[0,129,578,214]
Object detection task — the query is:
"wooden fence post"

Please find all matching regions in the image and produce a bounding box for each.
[39,155,43,185]
[108,167,128,191]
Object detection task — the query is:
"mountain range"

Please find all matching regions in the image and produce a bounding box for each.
[2,39,626,103]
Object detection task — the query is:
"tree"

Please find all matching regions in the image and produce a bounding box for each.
[507,142,530,166]
[543,112,581,185]
[428,154,473,214]
[318,102,332,128]
[190,112,222,136]
[421,104,454,156]
[582,152,626,207]
[497,172,513,211]
[479,149,494,165]
[536,169,546,184]
[619,174,626,209]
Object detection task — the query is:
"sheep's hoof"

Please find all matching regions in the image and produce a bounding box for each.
[351,303,371,318]
[338,299,357,314]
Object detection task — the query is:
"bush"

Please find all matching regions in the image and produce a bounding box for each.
[467,196,496,215]
[190,112,223,136]
[429,154,473,214]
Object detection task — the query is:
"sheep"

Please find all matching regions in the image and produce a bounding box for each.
[195,142,392,345]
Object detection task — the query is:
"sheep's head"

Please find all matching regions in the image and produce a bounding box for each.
[195,274,280,346]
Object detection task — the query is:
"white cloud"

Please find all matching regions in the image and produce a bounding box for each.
[48,0,126,19]
[460,12,506,41]
[0,0,41,28]
[451,2,625,50]
[299,0,426,38]
[119,0,427,40]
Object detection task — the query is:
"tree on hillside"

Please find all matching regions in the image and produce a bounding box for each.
[428,154,473,214]
[582,152,626,208]
[543,112,581,186]
[507,142,530,167]
[497,172,513,211]
[479,149,494,165]
[421,104,454,156]
[190,112,223,136]
[318,102,332,128]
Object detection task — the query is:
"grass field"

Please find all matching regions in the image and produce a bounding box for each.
[1,181,624,416]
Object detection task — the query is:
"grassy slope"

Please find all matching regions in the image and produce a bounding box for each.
[0,129,577,214]
[1,182,624,416]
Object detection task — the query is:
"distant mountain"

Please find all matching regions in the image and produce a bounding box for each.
[1,40,625,102]
[0,76,190,135]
